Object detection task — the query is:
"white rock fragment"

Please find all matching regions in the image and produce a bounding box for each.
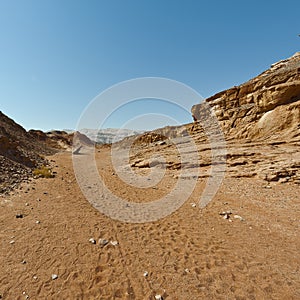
[278,177,288,183]
[220,210,232,220]
[155,295,163,300]
[233,215,244,221]
[98,238,109,247]
[33,275,38,280]
[191,203,196,208]
[10,240,15,244]
[110,240,118,246]
[89,238,96,244]
[35,220,40,224]
[51,274,58,280]
[143,271,148,277]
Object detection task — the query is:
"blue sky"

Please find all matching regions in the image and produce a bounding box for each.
[0,0,299,131]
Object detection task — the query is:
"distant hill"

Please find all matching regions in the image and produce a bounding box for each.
[76,128,144,144]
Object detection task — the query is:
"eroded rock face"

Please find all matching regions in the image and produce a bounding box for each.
[128,53,300,185]
[29,130,94,150]
[192,52,300,140]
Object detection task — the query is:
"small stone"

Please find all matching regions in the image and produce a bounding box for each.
[110,240,118,246]
[184,268,190,273]
[219,210,232,216]
[36,220,40,224]
[155,295,163,300]
[21,260,26,264]
[265,185,272,189]
[33,275,38,280]
[278,177,288,183]
[233,215,244,221]
[89,238,96,244]
[10,240,15,244]
[143,271,148,277]
[99,238,109,247]
[25,203,29,206]
[51,274,58,280]
[191,203,196,207]
[16,214,23,218]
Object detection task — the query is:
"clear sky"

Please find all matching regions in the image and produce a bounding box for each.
[0,0,299,131]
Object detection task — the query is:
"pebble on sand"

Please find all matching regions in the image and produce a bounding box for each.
[99,238,109,247]
[155,295,163,300]
[110,240,118,246]
[51,274,58,280]
[233,214,244,221]
[89,238,96,244]
[143,271,148,277]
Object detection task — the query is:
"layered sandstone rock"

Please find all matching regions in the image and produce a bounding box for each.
[128,53,300,185]
[192,52,300,140]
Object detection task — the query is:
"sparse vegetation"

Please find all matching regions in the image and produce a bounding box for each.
[33,166,54,178]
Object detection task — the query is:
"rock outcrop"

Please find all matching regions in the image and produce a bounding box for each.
[192,52,300,141]
[0,112,93,193]
[127,53,300,185]
[30,129,94,150]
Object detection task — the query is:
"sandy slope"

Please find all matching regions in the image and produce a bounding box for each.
[0,146,300,300]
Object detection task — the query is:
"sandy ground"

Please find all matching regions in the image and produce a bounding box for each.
[0,147,300,299]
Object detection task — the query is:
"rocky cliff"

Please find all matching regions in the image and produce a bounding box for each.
[127,53,300,185]
[192,52,300,141]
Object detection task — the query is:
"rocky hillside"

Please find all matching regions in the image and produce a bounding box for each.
[127,53,300,185]
[192,52,300,141]
[0,112,47,193]
[0,112,93,193]
[29,130,94,150]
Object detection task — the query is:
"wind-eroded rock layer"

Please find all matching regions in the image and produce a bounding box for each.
[129,53,300,184]
[192,52,300,140]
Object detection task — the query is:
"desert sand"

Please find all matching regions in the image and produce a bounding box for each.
[1,143,299,299]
